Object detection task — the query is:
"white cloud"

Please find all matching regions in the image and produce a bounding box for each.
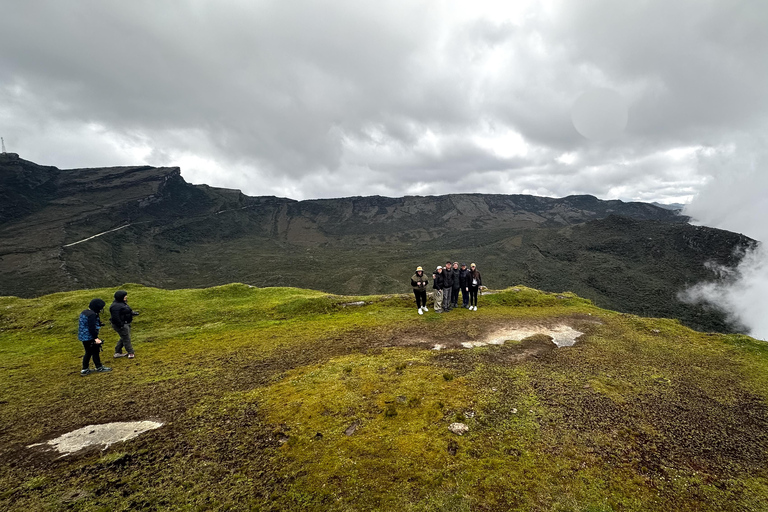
[682,138,768,339]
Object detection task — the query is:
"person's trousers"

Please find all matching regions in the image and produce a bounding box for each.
[461,288,469,307]
[413,289,427,308]
[82,340,102,370]
[113,324,134,354]
[469,286,479,306]
[442,287,452,310]
[451,287,460,306]
[433,289,444,312]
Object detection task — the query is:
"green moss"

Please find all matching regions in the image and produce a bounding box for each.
[1,284,767,511]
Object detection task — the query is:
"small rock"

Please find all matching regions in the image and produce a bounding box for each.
[511,408,518,414]
[491,387,497,392]
[652,329,661,334]
[344,422,360,436]
[465,410,475,419]
[448,423,469,436]
[396,395,407,404]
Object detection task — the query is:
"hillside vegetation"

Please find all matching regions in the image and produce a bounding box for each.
[1,284,768,511]
[1,154,755,333]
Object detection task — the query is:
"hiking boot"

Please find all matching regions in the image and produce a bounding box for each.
[80,369,92,376]
[114,352,126,358]
[95,366,112,372]
[127,353,135,359]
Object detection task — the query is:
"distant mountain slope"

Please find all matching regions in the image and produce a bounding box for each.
[0,154,754,332]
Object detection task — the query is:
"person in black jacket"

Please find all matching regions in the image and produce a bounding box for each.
[411,266,429,314]
[432,266,445,313]
[77,298,112,376]
[442,260,454,311]
[450,262,461,308]
[110,290,139,359]
[468,263,483,310]
[459,263,471,308]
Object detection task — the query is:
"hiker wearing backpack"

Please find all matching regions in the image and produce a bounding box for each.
[110,290,139,359]
[78,298,112,376]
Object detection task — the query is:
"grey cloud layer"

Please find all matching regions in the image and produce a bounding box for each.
[1,0,766,205]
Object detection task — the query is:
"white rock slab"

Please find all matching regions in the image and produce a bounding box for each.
[28,421,163,456]
[461,325,584,349]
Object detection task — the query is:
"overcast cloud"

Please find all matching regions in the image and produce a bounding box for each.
[2,1,767,335]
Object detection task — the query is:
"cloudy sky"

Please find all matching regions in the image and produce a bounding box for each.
[1,0,764,205]
[1,0,767,335]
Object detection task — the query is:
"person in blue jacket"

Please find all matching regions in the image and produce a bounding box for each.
[78,298,112,376]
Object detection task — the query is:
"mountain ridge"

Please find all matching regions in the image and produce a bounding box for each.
[0,155,754,333]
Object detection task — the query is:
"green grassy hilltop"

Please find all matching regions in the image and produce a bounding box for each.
[1,285,767,511]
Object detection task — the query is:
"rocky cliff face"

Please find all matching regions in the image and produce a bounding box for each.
[0,156,753,332]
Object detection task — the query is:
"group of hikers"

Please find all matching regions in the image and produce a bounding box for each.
[77,290,139,376]
[75,265,480,374]
[411,261,483,315]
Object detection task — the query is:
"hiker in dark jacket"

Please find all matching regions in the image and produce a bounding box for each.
[411,266,429,315]
[468,263,483,310]
[432,266,445,313]
[442,260,454,311]
[459,263,471,308]
[450,262,461,308]
[110,290,139,359]
[78,298,112,376]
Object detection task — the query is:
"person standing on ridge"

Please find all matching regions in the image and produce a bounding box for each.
[450,262,461,309]
[459,263,471,308]
[110,290,139,359]
[442,260,454,311]
[468,263,483,310]
[78,298,112,376]
[411,266,429,315]
[432,266,445,313]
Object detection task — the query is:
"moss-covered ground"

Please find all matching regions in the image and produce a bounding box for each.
[1,284,767,511]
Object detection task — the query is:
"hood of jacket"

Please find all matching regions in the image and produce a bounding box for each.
[89,298,106,313]
[114,290,128,302]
